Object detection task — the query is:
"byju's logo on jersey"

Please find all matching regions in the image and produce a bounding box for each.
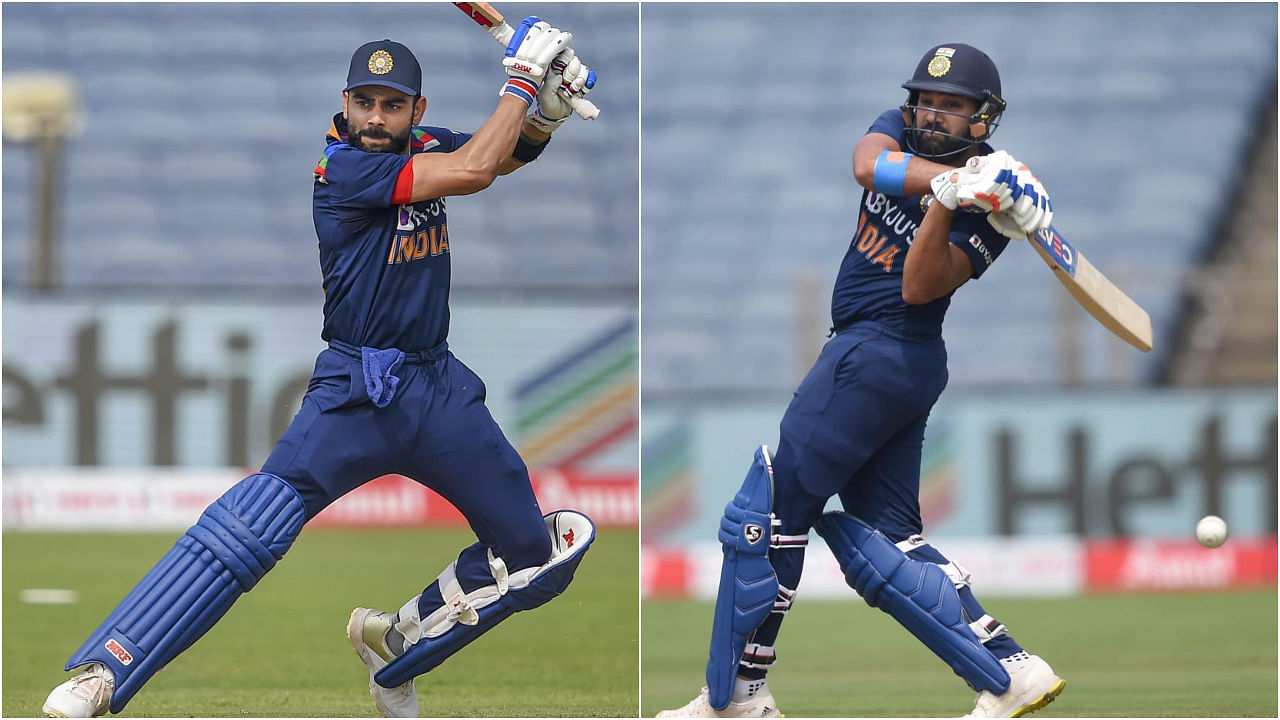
[396,198,446,231]
[389,198,450,265]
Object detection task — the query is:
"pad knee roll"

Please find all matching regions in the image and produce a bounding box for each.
[65,473,305,712]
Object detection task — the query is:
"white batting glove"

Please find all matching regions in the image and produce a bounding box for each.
[953,151,1019,213]
[1006,167,1054,234]
[929,166,967,211]
[527,48,596,133]
[987,210,1028,241]
[500,17,572,106]
[930,154,1007,212]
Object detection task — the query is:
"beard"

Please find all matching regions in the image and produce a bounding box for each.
[911,120,971,160]
[351,124,411,154]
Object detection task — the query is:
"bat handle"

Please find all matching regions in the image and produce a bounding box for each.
[568,95,600,121]
[493,21,601,120]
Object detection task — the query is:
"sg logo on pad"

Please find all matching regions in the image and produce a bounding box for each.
[744,524,764,545]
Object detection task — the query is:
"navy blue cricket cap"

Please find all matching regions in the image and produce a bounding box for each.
[345,39,421,97]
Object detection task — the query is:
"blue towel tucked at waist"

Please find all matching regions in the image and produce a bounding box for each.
[361,346,406,409]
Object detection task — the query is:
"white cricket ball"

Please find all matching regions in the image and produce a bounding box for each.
[1195,515,1228,548]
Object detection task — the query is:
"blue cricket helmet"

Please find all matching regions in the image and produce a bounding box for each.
[900,43,1007,160]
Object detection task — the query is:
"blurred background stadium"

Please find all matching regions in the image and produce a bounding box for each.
[2,3,638,716]
[640,3,1276,716]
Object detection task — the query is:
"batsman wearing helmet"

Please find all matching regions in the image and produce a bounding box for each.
[659,44,1062,718]
[44,18,598,720]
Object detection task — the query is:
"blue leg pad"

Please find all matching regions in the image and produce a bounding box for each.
[375,510,594,688]
[706,445,778,711]
[813,511,1010,694]
[64,473,306,713]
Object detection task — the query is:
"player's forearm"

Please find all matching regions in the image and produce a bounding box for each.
[902,202,959,304]
[496,121,552,175]
[852,136,966,197]
[455,95,531,186]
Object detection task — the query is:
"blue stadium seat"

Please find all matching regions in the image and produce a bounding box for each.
[2,2,638,291]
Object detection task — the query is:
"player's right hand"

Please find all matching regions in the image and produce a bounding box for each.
[503,17,572,87]
[1006,167,1053,234]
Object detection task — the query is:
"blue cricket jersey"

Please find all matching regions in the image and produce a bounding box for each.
[830,109,1010,338]
[312,114,472,352]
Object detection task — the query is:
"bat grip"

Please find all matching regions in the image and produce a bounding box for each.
[494,21,600,120]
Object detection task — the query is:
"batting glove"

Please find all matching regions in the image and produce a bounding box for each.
[930,155,1005,212]
[987,210,1028,241]
[953,151,1020,213]
[527,48,596,133]
[1006,167,1053,234]
[501,17,572,106]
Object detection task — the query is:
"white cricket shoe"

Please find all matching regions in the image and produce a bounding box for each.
[656,686,783,718]
[964,654,1065,718]
[347,607,419,718]
[42,662,114,718]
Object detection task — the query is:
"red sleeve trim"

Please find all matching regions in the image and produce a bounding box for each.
[390,159,414,205]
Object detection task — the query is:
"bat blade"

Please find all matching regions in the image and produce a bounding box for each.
[451,1,600,120]
[1027,227,1154,352]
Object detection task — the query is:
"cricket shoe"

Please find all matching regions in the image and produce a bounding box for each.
[963,653,1065,718]
[42,662,114,718]
[348,607,418,718]
[656,686,783,718]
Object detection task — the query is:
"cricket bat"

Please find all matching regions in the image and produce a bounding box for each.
[1026,226,1153,352]
[453,1,601,120]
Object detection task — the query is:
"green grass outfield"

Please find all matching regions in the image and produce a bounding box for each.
[643,590,1277,718]
[4,528,638,717]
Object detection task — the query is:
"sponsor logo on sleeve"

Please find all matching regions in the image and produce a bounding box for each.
[968,234,994,267]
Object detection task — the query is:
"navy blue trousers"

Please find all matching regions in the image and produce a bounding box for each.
[262,343,551,578]
[742,322,954,675]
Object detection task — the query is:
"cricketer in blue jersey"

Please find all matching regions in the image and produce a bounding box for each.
[660,44,1062,719]
[44,21,599,720]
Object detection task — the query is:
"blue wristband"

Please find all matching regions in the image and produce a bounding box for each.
[873,150,913,196]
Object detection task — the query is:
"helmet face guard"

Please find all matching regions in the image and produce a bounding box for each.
[900,44,1006,160]
[900,89,1006,160]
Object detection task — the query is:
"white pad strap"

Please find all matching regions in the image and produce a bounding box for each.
[769,517,809,549]
[895,535,971,589]
[773,583,796,614]
[739,642,776,670]
[969,613,1008,644]
[488,549,509,595]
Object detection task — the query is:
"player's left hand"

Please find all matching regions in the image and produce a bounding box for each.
[527,48,596,133]
[953,151,1019,213]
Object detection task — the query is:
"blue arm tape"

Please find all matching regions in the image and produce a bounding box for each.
[873,150,912,196]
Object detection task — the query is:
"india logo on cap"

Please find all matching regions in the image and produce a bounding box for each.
[368,49,394,75]
[928,47,954,77]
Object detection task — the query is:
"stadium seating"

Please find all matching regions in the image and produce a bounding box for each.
[1,2,638,291]
[638,3,1276,390]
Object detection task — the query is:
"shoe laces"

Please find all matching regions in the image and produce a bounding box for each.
[966,689,1002,718]
[70,666,113,703]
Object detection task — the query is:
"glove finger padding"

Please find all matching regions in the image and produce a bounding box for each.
[954,162,1015,212]
[503,19,571,82]
[987,211,1027,241]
